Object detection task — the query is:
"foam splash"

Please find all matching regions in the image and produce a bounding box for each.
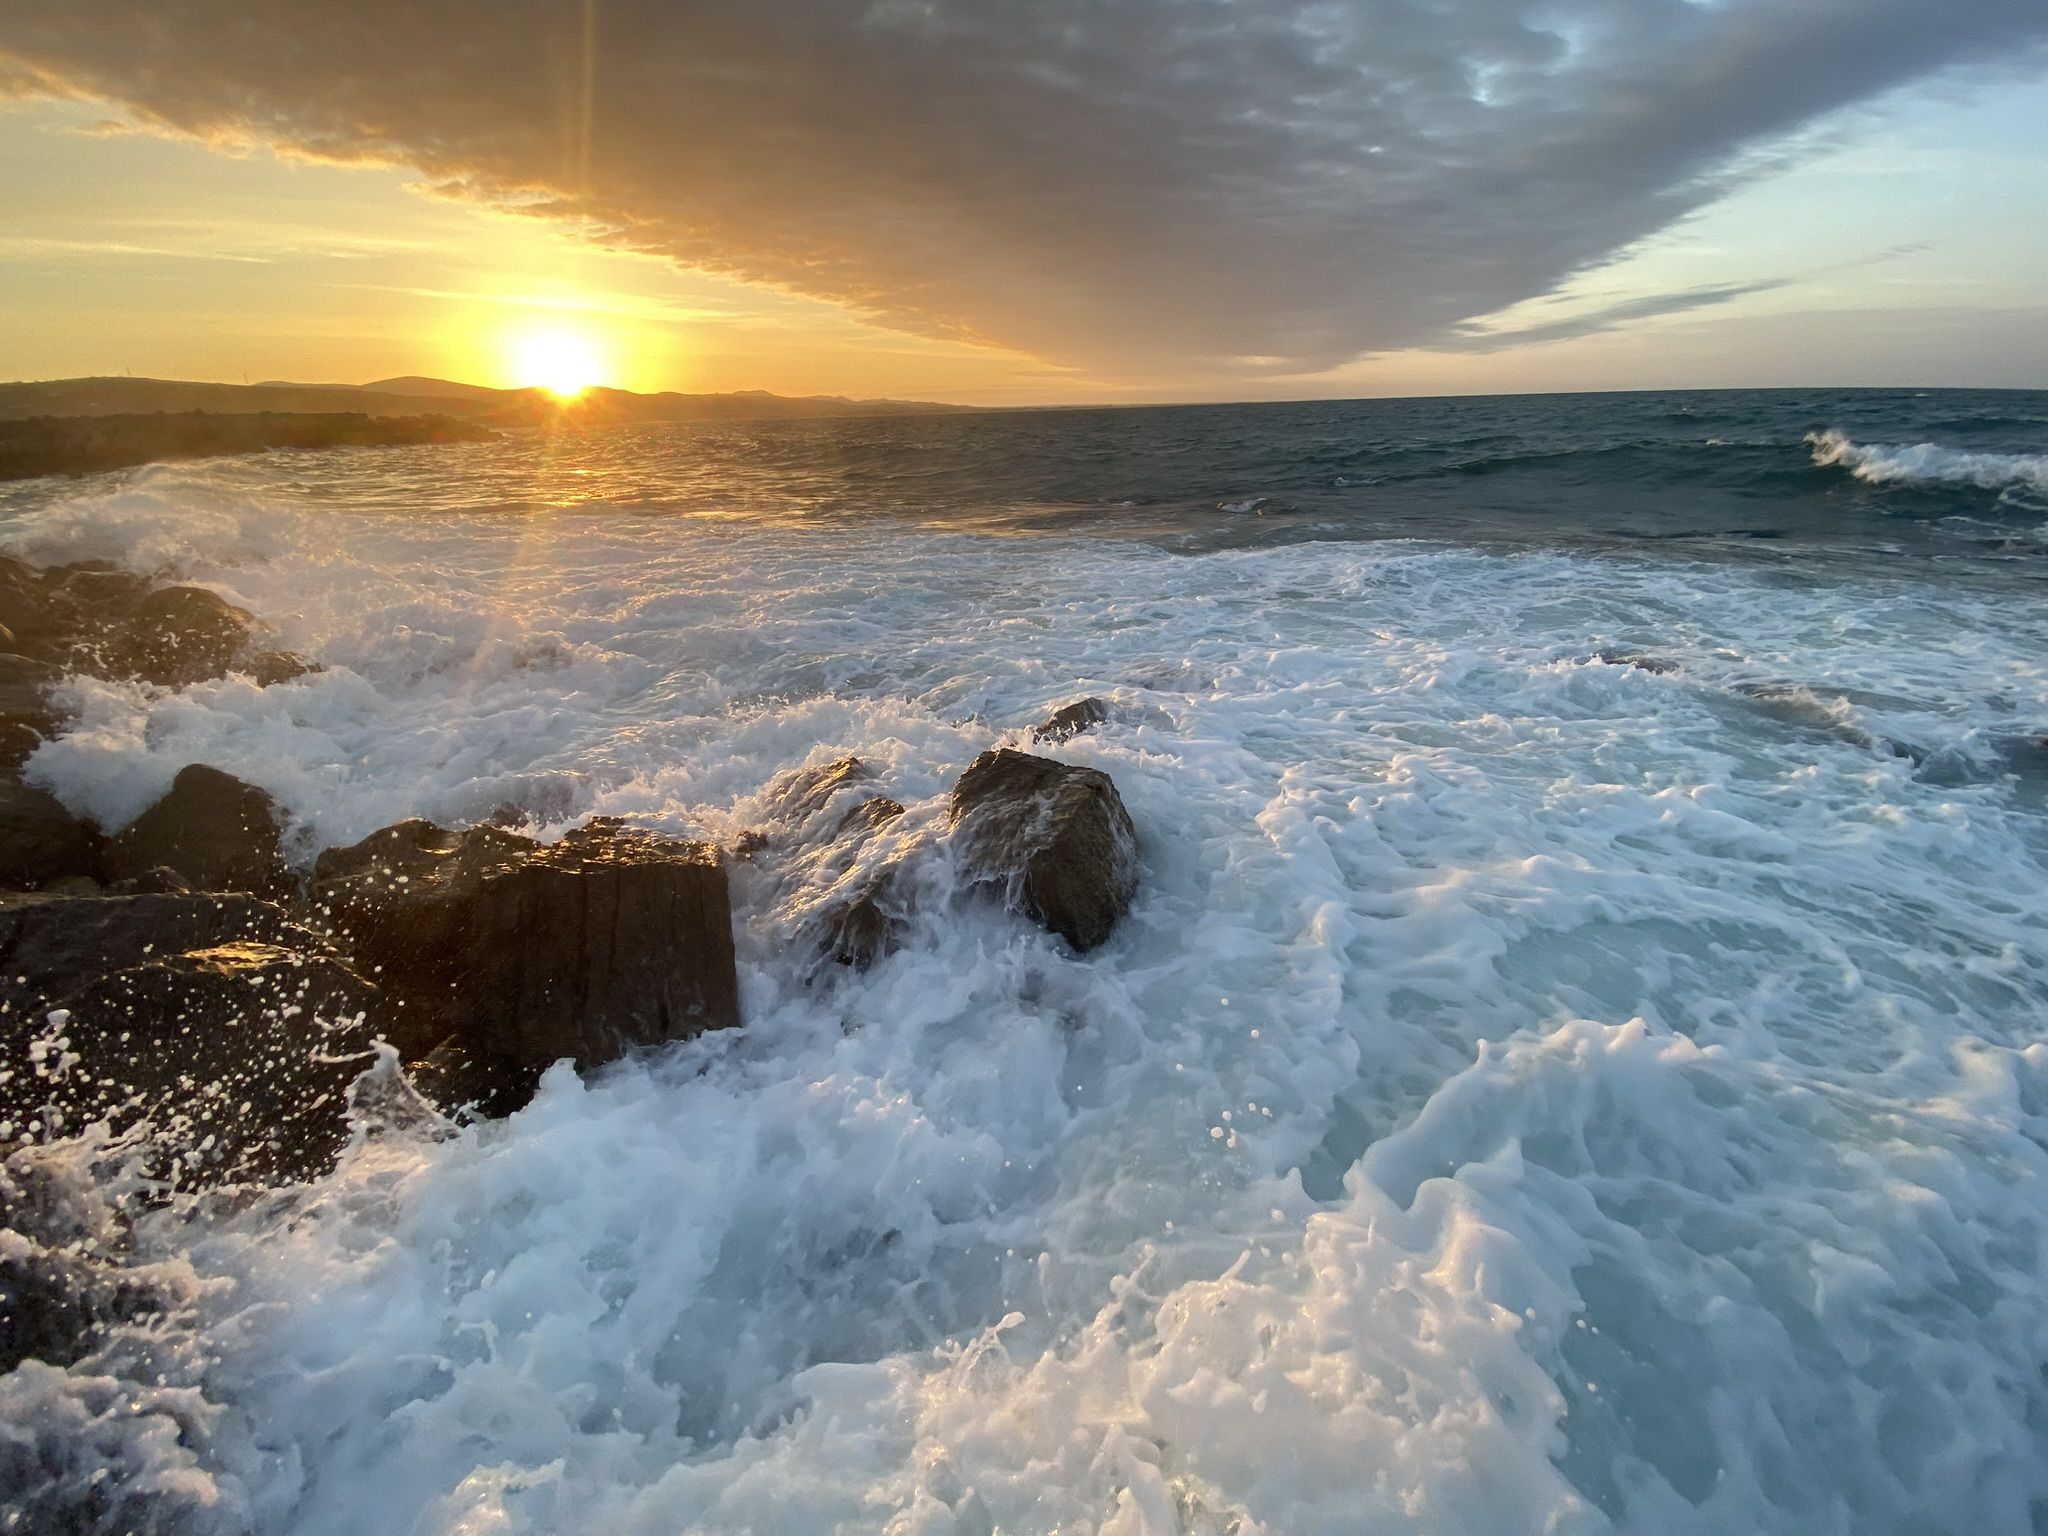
[1807,429,2048,500]
[4,442,2048,1534]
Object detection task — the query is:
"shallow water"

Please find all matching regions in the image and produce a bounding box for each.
[3,388,2048,1535]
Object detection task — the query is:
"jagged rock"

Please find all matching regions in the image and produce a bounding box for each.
[836,795,905,837]
[0,781,100,889]
[949,748,1138,952]
[1031,696,1111,744]
[0,893,381,1187]
[767,755,877,822]
[818,870,906,971]
[806,798,911,970]
[93,585,257,687]
[313,816,740,1079]
[104,764,289,896]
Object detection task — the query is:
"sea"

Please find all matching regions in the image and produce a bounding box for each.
[3,386,2047,1535]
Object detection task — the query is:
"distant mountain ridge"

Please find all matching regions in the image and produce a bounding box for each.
[0,375,976,425]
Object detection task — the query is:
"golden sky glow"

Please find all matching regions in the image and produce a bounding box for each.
[506,321,608,398]
[1,68,2045,404]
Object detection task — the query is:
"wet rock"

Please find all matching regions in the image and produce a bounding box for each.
[1031,696,1111,743]
[0,1147,156,1376]
[104,764,289,897]
[93,584,258,687]
[0,781,100,889]
[767,755,877,822]
[949,748,1138,952]
[836,794,905,837]
[243,649,316,686]
[105,865,193,896]
[0,653,66,774]
[406,1038,546,1119]
[809,799,912,970]
[1593,649,1678,675]
[0,893,381,1187]
[313,816,740,1080]
[818,871,907,971]
[48,564,152,615]
[0,559,58,648]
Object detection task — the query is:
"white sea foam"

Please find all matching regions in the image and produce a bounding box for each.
[4,455,2048,1534]
[1807,429,2048,501]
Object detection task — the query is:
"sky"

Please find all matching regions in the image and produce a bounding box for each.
[1,0,2044,406]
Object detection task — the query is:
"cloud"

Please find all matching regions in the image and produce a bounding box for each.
[1441,242,1938,351]
[1443,279,1796,352]
[2,0,2043,379]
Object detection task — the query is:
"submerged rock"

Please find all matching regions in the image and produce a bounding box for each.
[313,816,740,1079]
[0,780,100,889]
[0,893,380,1187]
[950,748,1138,952]
[104,764,289,897]
[1592,649,1679,675]
[1030,696,1111,744]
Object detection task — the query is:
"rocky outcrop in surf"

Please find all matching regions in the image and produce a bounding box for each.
[312,816,741,1099]
[104,764,291,897]
[950,748,1138,952]
[1030,696,1111,744]
[0,555,313,698]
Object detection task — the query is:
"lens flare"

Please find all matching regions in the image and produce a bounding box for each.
[511,326,605,398]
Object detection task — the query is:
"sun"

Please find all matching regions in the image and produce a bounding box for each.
[510,325,606,398]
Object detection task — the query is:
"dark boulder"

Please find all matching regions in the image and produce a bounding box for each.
[0,893,381,1187]
[104,764,289,896]
[46,564,152,613]
[0,781,99,889]
[313,816,740,1078]
[949,748,1138,952]
[1031,696,1111,744]
[93,584,257,687]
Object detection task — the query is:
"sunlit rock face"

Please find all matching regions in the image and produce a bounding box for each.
[312,816,741,1075]
[950,748,1138,952]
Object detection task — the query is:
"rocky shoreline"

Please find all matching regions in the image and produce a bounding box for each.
[1,554,1141,1200]
[0,410,495,482]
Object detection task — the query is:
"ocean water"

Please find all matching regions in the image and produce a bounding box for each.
[3,386,2048,1535]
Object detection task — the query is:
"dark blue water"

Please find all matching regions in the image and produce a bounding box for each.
[463,386,2048,563]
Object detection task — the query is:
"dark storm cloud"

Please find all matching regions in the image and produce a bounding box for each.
[3,0,2042,378]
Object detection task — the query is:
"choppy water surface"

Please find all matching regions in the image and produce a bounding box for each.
[3,388,2047,1535]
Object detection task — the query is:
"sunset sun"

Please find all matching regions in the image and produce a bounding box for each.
[510,325,606,398]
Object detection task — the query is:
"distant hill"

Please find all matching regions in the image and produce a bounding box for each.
[361,376,505,401]
[0,376,975,426]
